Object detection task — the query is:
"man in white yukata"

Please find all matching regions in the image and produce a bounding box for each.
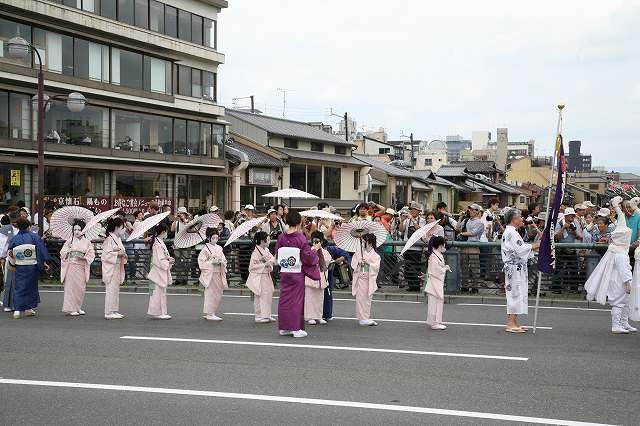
[501,209,540,333]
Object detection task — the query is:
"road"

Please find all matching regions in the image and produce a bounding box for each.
[0,290,637,425]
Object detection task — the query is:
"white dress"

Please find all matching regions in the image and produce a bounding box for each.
[501,226,532,315]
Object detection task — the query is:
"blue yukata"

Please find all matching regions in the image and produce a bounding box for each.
[9,230,50,312]
[323,245,351,320]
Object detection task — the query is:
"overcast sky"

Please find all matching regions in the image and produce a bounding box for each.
[219,1,639,170]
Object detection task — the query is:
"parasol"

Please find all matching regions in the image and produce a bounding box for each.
[300,209,342,221]
[50,206,101,241]
[261,188,318,208]
[81,207,120,238]
[400,221,440,256]
[174,213,222,249]
[126,211,170,241]
[334,220,387,253]
[224,216,266,247]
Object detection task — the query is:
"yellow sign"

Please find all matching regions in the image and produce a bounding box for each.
[10,170,20,186]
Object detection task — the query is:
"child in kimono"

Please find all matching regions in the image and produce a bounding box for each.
[101,217,127,320]
[198,227,228,321]
[60,219,95,316]
[423,236,449,330]
[350,233,381,326]
[147,223,174,320]
[305,231,331,325]
[246,231,275,323]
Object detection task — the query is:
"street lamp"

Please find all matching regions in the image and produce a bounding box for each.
[7,36,87,236]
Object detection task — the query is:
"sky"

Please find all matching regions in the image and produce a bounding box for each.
[218,0,640,171]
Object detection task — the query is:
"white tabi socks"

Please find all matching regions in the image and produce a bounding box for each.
[611,306,629,334]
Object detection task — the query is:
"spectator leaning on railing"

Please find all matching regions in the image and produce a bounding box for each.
[456,204,485,291]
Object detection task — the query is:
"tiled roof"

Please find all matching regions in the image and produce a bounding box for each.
[227,142,283,168]
[455,161,504,174]
[275,148,367,166]
[353,155,413,177]
[226,109,354,146]
[436,164,469,177]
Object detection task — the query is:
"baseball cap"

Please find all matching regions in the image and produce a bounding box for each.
[597,208,610,217]
[574,203,585,210]
[564,207,576,216]
[209,205,219,212]
[469,203,484,211]
[385,208,396,216]
[177,207,188,214]
[244,204,255,210]
[267,208,276,215]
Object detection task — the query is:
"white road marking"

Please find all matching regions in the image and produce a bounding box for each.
[222,312,553,330]
[120,335,528,361]
[457,303,610,312]
[0,378,610,425]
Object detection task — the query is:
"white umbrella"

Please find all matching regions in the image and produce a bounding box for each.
[334,220,388,253]
[261,188,318,208]
[81,207,120,238]
[300,209,342,221]
[50,206,101,241]
[224,217,267,247]
[174,213,222,249]
[400,221,440,256]
[126,212,170,241]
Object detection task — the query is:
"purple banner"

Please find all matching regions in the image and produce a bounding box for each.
[538,137,565,274]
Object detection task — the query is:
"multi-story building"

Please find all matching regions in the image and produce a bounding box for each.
[567,140,592,172]
[444,135,472,163]
[0,0,228,215]
[415,140,447,172]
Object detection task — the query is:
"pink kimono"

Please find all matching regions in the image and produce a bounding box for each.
[60,237,95,314]
[101,233,127,315]
[304,248,331,321]
[246,247,275,320]
[350,248,380,321]
[147,238,173,316]
[425,251,447,326]
[198,242,228,315]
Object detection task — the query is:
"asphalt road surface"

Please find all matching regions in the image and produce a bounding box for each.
[1,290,638,425]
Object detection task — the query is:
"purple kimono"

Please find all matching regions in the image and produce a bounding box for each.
[275,231,319,331]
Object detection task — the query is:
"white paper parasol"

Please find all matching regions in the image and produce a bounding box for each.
[300,209,342,221]
[399,221,440,256]
[334,220,387,253]
[126,211,170,241]
[261,188,318,208]
[50,206,100,241]
[174,213,222,249]
[81,207,120,237]
[224,216,266,247]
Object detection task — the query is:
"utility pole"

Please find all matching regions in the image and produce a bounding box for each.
[277,88,293,118]
[410,132,414,167]
[231,95,255,113]
[330,109,350,142]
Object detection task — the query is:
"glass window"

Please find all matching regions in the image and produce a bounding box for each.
[310,142,323,152]
[116,171,170,197]
[256,186,277,211]
[111,48,143,89]
[324,167,340,198]
[73,38,90,79]
[117,0,135,25]
[100,0,117,19]
[164,6,177,37]
[149,0,164,33]
[144,56,170,94]
[8,93,31,140]
[113,110,172,153]
[203,18,215,48]
[307,165,322,197]
[178,9,191,42]
[0,91,8,138]
[64,0,81,8]
[203,71,215,101]
[135,0,148,28]
[353,170,359,190]
[0,18,32,67]
[335,146,346,155]
[240,186,252,208]
[173,119,186,155]
[0,164,27,207]
[212,124,224,159]
[191,14,203,45]
[45,167,106,197]
[33,29,72,75]
[191,68,201,98]
[178,65,191,96]
[187,175,212,213]
[284,138,298,149]
[201,123,211,157]
[290,164,306,191]
[43,103,109,148]
[82,0,95,12]
[186,121,200,156]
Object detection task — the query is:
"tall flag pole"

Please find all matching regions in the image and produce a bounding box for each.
[533,104,566,333]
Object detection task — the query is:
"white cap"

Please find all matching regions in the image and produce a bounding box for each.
[597,208,610,217]
[385,208,396,216]
[244,204,255,210]
[574,203,586,210]
[583,201,596,208]
[177,207,188,214]
[209,205,219,212]
[267,208,277,214]
[469,203,484,212]
[563,207,576,216]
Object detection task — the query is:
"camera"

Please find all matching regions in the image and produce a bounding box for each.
[270,230,282,239]
[312,238,322,246]
[485,215,494,222]
[569,223,576,231]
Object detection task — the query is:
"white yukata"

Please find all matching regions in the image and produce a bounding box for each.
[501,225,533,315]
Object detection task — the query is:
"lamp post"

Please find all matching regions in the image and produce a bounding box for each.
[7,37,87,236]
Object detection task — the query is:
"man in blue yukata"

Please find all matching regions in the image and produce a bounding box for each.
[7,218,51,319]
[324,244,351,321]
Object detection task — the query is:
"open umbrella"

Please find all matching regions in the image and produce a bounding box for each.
[334,220,387,254]
[174,213,222,249]
[81,207,120,238]
[399,221,440,256]
[50,206,100,241]
[126,211,170,241]
[300,209,342,221]
[261,188,318,209]
[224,216,266,247]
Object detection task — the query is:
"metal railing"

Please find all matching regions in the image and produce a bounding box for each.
[42,239,607,295]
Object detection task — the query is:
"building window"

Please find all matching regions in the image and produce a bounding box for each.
[143,56,172,94]
[134,0,149,29]
[32,29,74,76]
[310,142,323,152]
[0,91,7,138]
[178,9,191,42]
[112,109,172,153]
[0,18,32,68]
[164,5,177,37]
[173,119,187,155]
[43,103,109,148]
[212,124,224,159]
[186,121,201,156]
[324,167,341,198]
[191,14,203,45]
[424,158,432,166]
[45,167,107,197]
[240,185,253,208]
[73,38,109,82]
[589,184,599,190]
[0,164,27,205]
[379,148,390,154]
[204,18,216,48]
[203,71,216,101]
[191,68,202,98]
[200,122,211,157]
[354,170,359,190]
[290,164,306,191]
[284,138,298,149]
[111,48,143,89]
[255,186,277,210]
[100,0,117,19]
[116,171,171,198]
[307,165,322,197]
[177,65,191,96]
[117,0,135,25]
[149,0,164,32]
[437,193,443,202]
[335,146,347,155]
[8,93,31,140]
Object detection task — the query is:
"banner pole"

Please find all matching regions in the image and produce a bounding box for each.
[533,105,564,333]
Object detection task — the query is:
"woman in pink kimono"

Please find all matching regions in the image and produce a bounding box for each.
[305,231,331,325]
[198,227,227,321]
[350,233,381,326]
[147,223,174,319]
[60,219,95,316]
[423,236,449,330]
[246,231,276,323]
[101,217,127,320]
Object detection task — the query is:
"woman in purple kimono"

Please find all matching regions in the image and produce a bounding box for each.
[275,210,319,338]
